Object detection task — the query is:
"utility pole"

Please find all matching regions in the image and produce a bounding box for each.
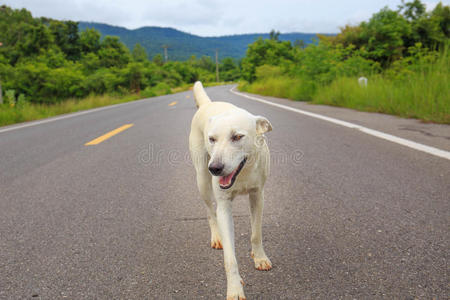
[215,49,219,82]
[162,45,168,63]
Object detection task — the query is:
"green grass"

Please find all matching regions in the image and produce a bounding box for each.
[239,53,450,124]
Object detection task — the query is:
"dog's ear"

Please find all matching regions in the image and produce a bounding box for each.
[255,116,272,134]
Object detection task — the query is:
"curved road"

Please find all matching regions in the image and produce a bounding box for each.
[0,85,449,299]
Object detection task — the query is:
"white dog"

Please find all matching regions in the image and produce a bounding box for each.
[189,82,273,300]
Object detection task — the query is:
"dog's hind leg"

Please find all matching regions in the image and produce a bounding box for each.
[249,189,272,271]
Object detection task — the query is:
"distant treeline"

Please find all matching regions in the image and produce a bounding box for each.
[78,22,319,61]
[0,5,240,104]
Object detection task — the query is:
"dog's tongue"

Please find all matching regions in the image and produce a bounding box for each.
[219,169,236,186]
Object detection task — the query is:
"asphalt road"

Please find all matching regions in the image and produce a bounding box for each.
[0,85,449,299]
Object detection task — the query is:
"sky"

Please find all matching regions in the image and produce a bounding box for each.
[3,0,448,36]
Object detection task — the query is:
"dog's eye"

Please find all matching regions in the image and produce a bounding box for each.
[231,134,244,142]
[209,137,216,144]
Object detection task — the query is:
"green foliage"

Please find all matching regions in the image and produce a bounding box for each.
[269,30,280,41]
[360,7,412,65]
[5,90,15,105]
[152,82,172,95]
[255,65,283,79]
[16,93,27,108]
[313,48,449,123]
[140,82,172,98]
[241,76,316,101]
[152,54,164,66]
[98,36,130,68]
[220,58,241,81]
[79,28,101,54]
[49,20,81,61]
[132,43,148,62]
[399,0,426,20]
[0,5,234,109]
[241,38,294,81]
[240,0,449,123]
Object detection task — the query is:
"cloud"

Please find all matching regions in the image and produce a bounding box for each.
[4,0,445,36]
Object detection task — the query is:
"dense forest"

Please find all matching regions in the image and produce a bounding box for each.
[78,22,319,60]
[0,1,449,125]
[0,5,240,105]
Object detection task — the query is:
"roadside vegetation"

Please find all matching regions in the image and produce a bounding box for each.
[0,1,449,126]
[239,1,450,124]
[0,5,240,126]
[0,82,228,127]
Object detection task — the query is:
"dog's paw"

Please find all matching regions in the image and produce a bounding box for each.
[210,234,223,249]
[251,252,272,271]
[226,282,246,300]
[226,296,246,300]
[211,239,223,249]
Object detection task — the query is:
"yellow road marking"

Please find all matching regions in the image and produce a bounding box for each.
[168,101,177,106]
[85,124,134,146]
[186,95,190,99]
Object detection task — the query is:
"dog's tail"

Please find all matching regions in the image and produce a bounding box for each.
[193,81,211,108]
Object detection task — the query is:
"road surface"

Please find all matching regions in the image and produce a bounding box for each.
[0,85,449,299]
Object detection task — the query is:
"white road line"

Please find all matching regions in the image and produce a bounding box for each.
[230,87,450,161]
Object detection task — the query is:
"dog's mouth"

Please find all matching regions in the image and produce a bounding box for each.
[219,158,247,189]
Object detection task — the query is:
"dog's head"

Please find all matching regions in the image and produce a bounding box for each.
[205,108,272,189]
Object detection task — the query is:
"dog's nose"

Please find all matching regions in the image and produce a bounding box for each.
[209,163,224,176]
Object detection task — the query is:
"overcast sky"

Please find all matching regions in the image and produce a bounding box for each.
[4,0,447,36]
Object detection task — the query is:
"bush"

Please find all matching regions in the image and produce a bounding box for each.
[141,86,156,98]
[152,82,172,96]
[4,89,15,105]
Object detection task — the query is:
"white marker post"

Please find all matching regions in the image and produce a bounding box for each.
[358,76,368,87]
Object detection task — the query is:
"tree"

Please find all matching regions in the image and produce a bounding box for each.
[125,62,144,93]
[132,43,148,62]
[294,39,306,49]
[431,2,450,38]
[79,28,101,54]
[18,23,53,58]
[98,36,130,68]
[241,38,294,81]
[360,7,411,65]
[269,29,280,41]
[153,53,164,66]
[49,20,81,61]
[221,57,236,72]
[399,0,426,21]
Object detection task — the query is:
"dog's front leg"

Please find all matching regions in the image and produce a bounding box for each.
[249,189,272,271]
[216,195,245,300]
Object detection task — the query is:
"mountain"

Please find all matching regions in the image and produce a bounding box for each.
[78,22,326,61]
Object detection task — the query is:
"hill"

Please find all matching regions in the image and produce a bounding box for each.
[78,22,324,60]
